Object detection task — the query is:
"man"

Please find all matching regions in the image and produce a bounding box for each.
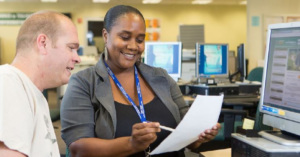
[0,10,81,157]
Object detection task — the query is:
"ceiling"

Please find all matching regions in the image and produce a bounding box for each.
[1,0,247,5]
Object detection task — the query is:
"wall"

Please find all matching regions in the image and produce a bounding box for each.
[247,0,300,71]
[0,2,246,64]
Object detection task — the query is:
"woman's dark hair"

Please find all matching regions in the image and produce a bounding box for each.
[103,5,145,33]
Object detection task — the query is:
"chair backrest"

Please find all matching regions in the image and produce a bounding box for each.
[247,67,264,82]
[42,89,48,100]
[248,67,272,131]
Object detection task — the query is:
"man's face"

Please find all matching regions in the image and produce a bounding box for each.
[46,18,81,87]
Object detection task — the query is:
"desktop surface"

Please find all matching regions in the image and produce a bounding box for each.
[187,83,239,96]
[186,82,261,96]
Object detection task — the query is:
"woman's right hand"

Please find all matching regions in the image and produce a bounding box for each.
[130,122,161,152]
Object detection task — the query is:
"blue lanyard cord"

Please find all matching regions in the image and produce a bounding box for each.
[104,61,147,122]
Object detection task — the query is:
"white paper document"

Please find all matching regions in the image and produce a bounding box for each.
[150,94,224,155]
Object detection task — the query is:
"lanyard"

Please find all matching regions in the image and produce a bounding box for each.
[104,61,147,122]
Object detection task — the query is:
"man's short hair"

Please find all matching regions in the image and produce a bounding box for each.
[16,11,68,51]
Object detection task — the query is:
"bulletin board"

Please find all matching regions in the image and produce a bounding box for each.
[145,18,160,41]
[0,13,31,25]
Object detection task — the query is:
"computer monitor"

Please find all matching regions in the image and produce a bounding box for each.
[144,42,182,81]
[237,44,246,81]
[229,43,246,82]
[259,22,300,146]
[195,43,228,82]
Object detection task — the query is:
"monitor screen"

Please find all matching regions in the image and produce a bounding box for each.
[196,43,228,78]
[260,22,300,143]
[144,42,182,81]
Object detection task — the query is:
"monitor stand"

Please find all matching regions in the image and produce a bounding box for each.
[259,130,300,146]
[229,70,244,83]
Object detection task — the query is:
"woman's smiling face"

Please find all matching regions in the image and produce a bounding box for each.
[103,12,146,70]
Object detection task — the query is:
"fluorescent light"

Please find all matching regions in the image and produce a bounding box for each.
[0,0,4,2]
[93,0,109,3]
[142,0,162,4]
[41,0,57,2]
[240,0,247,5]
[192,0,212,4]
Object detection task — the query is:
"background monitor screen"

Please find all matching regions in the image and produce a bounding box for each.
[237,43,246,81]
[229,43,247,83]
[144,42,182,81]
[260,22,300,143]
[196,43,228,78]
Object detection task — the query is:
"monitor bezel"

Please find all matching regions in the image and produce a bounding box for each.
[259,22,300,136]
[144,41,182,80]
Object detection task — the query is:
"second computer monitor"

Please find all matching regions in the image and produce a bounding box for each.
[237,43,246,81]
[196,43,228,79]
[144,42,182,81]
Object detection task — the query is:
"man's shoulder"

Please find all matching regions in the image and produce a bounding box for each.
[0,64,11,72]
[0,64,19,78]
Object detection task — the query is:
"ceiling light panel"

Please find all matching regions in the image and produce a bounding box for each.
[93,0,110,3]
[143,0,162,4]
[240,0,247,5]
[41,0,57,2]
[192,0,213,4]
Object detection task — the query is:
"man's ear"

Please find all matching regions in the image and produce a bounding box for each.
[36,34,48,54]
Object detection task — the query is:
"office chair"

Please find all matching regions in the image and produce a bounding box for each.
[50,109,60,122]
[247,67,263,82]
[245,67,271,131]
[214,108,248,141]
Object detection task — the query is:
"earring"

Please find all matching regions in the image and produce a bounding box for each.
[104,47,108,61]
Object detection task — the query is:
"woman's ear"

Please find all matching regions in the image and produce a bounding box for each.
[36,34,48,54]
[102,28,108,43]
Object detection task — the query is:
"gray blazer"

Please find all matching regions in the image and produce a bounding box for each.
[61,54,189,147]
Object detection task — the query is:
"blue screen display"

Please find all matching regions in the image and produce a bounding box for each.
[145,43,181,75]
[198,44,228,76]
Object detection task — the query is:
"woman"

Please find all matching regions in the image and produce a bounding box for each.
[61,5,220,157]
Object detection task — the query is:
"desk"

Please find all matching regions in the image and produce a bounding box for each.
[183,95,195,106]
[200,148,231,157]
[183,95,259,107]
[187,83,261,96]
[188,84,239,95]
